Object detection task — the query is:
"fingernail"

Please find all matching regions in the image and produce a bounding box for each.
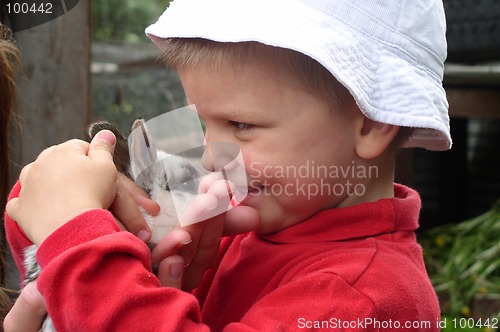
[96,130,116,146]
[170,262,184,281]
[137,229,150,242]
[206,201,219,211]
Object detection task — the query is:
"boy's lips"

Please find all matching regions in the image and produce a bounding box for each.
[246,180,264,193]
[247,186,262,194]
[233,182,264,206]
[229,181,262,206]
[247,177,263,190]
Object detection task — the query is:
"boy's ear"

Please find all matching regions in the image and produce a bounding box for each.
[354,116,400,160]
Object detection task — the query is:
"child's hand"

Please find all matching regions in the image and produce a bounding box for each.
[152,175,261,290]
[109,172,160,242]
[6,131,118,245]
[3,281,46,332]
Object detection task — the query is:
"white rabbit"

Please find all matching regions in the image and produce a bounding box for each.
[22,119,204,331]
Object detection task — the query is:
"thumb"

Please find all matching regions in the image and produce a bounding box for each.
[88,130,116,161]
[157,255,184,289]
[4,281,47,332]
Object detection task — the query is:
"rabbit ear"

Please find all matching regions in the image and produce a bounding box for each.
[129,119,158,184]
[88,121,131,177]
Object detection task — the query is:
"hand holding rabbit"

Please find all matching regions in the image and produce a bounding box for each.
[6,131,118,245]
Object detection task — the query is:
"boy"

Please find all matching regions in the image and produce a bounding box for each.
[5,0,450,330]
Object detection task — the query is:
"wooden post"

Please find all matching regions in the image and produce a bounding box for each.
[9,0,91,184]
[6,0,90,292]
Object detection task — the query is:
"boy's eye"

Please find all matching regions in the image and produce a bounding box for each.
[229,121,254,131]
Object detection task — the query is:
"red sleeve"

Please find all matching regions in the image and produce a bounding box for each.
[4,181,32,282]
[226,273,377,332]
[5,182,210,331]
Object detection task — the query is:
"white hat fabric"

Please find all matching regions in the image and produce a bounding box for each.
[146,0,451,151]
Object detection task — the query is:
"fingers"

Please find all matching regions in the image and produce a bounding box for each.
[118,173,160,216]
[200,174,261,235]
[87,130,116,162]
[156,255,185,289]
[223,205,261,236]
[179,193,219,227]
[17,145,58,186]
[3,282,47,332]
[31,145,56,163]
[180,179,234,229]
[198,172,223,194]
[8,137,120,245]
[111,177,152,242]
[150,173,260,291]
[151,229,192,265]
[152,217,221,291]
[182,215,224,291]
[5,197,20,227]
[18,162,32,184]
[178,198,260,290]
[111,172,166,242]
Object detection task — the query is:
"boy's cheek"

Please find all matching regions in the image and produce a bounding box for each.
[246,160,260,180]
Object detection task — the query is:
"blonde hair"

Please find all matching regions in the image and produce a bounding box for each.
[0,23,20,323]
[158,38,353,109]
[158,38,412,148]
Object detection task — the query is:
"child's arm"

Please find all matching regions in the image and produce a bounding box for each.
[3,157,158,283]
[4,132,209,330]
[6,131,118,245]
[5,131,261,331]
[3,131,122,284]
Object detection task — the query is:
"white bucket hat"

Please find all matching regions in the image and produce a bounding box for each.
[146,0,451,151]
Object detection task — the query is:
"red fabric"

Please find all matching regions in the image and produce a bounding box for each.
[5,182,440,331]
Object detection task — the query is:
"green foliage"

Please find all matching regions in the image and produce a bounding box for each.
[420,201,500,319]
[91,0,171,43]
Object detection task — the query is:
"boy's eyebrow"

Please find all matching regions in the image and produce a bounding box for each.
[195,104,270,122]
[223,106,262,119]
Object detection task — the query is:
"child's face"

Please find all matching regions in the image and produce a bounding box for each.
[178,56,362,234]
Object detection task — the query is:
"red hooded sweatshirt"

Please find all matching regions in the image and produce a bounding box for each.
[6,183,440,331]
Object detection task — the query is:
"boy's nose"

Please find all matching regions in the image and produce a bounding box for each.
[201,142,241,172]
